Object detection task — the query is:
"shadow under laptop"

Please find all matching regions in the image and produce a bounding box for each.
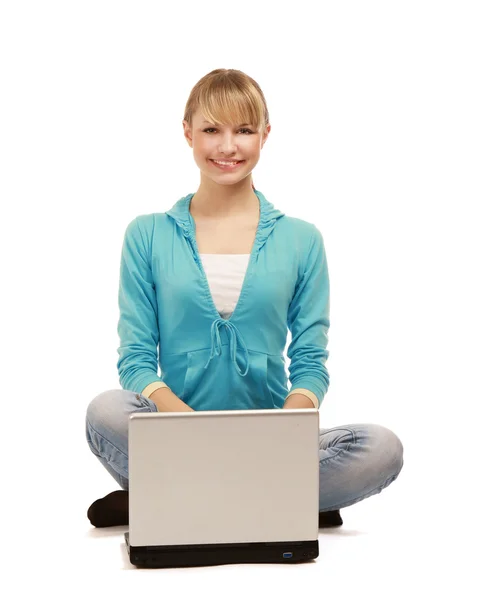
[85,525,129,539]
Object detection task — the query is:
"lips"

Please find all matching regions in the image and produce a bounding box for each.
[209,159,246,171]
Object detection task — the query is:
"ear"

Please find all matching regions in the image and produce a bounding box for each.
[261,124,271,148]
[182,120,193,147]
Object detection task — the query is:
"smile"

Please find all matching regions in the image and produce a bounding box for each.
[210,159,245,170]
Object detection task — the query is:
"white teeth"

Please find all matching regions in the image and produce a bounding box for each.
[212,160,240,166]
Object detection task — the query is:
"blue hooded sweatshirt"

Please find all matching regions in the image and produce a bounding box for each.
[117,189,330,411]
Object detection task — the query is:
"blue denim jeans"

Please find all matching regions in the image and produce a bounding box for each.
[85,389,404,511]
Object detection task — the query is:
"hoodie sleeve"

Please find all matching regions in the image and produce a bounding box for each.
[286,224,330,408]
[116,216,166,394]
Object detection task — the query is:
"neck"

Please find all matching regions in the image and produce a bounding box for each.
[190,178,258,219]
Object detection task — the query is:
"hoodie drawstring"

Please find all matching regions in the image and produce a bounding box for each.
[203,318,250,377]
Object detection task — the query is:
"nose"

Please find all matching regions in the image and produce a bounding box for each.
[218,132,238,154]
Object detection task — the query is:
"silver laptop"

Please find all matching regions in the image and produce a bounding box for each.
[124,408,320,568]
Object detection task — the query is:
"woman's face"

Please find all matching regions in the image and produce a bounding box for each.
[183,109,270,184]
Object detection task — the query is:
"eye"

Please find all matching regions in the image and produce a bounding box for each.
[203,128,254,134]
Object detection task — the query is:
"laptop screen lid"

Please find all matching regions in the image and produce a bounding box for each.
[128,408,319,548]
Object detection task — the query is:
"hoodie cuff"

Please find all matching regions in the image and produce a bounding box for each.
[141,381,170,399]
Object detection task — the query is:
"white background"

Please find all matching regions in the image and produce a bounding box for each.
[1,1,480,597]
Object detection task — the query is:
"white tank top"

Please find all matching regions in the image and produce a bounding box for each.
[199,254,250,319]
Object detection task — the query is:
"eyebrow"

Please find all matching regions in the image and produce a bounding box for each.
[202,120,252,127]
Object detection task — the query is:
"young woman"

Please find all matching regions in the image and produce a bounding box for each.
[85,68,404,528]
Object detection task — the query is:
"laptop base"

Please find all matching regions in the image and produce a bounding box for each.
[124,532,318,568]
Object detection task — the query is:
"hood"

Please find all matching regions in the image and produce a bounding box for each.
[165,188,285,255]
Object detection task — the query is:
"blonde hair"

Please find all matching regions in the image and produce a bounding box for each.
[183,69,270,134]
